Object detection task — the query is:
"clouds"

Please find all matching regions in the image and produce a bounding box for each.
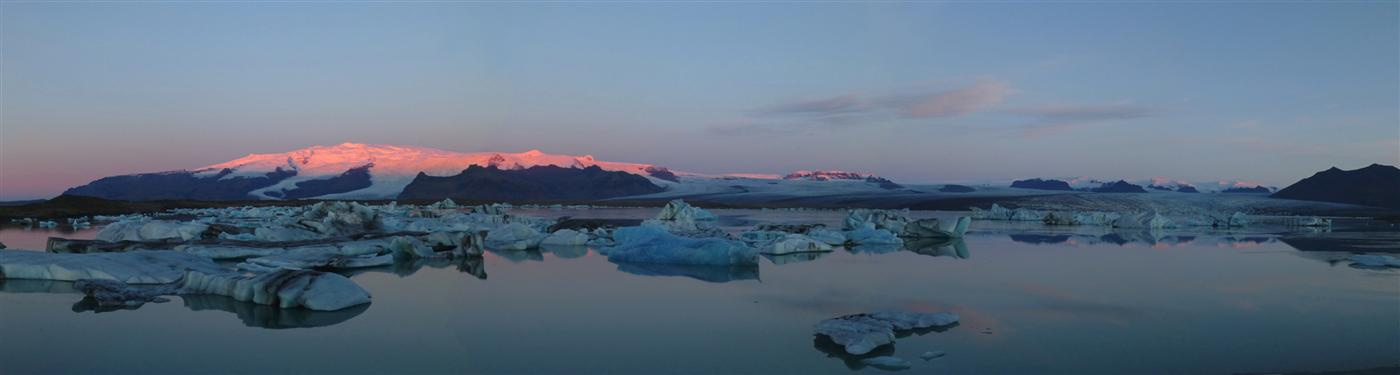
[1003,103,1156,138]
[714,80,1013,135]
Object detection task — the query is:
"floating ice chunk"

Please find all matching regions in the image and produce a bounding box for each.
[604,225,758,266]
[844,226,903,246]
[0,250,225,284]
[645,200,722,236]
[760,234,834,255]
[900,217,970,238]
[96,219,209,242]
[252,226,321,242]
[241,251,393,271]
[739,230,788,244]
[813,315,897,355]
[843,209,910,232]
[920,351,946,360]
[540,229,590,246]
[814,310,960,355]
[1350,255,1400,268]
[1288,216,1333,228]
[869,310,961,330]
[860,356,911,370]
[485,223,545,251]
[390,236,435,258]
[180,269,370,311]
[806,228,847,246]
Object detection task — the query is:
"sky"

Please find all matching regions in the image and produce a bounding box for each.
[1,2,1397,200]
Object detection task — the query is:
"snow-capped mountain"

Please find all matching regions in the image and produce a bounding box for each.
[64,143,684,201]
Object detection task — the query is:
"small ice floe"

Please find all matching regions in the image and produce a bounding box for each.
[238,251,393,272]
[1349,255,1400,269]
[180,269,370,311]
[37,220,59,228]
[920,351,946,360]
[813,310,960,355]
[603,225,757,266]
[900,217,971,239]
[859,356,911,370]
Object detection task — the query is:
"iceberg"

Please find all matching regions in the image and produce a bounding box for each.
[814,310,960,355]
[845,226,903,246]
[96,219,210,242]
[484,223,545,251]
[760,234,834,255]
[540,229,590,246]
[180,269,370,311]
[0,250,225,284]
[842,209,910,232]
[920,351,946,361]
[900,217,970,238]
[970,203,1044,221]
[603,225,758,266]
[644,199,724,236]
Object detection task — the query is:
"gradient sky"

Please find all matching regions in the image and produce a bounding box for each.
[2,2,1397,200]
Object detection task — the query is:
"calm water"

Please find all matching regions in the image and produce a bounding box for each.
[1,209,1398,374]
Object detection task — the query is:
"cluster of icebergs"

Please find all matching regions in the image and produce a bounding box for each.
[2,199,982,312]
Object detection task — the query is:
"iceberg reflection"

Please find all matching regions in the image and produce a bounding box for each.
[611,261,759,283]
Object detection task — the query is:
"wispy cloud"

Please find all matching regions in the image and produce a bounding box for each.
[885,81,1012,118]
[1004,103,1156,138]
[711,80,1012,136]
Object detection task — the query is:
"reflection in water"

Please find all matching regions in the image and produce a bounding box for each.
[1008,234,1071,245]
[848,244,903,254]
[540,244,589,259]
[1279,232,1400,253]
[763,252,828,265]
[383,257,488,280]
[612,261,759,283]
[181,294,370,329]
[487,249,544,263]
[1,279,370,328]
[903,238,969,259]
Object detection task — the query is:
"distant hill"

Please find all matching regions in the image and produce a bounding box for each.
[1090,180,1147,193]
[398,165,665,201]
[1272,164,1400,209]
[1010,178,1073,191]
[1222,186,1271,194]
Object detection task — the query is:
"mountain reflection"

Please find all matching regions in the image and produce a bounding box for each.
[903,238,970,259]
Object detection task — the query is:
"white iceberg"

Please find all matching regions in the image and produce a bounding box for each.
[603,225,758,266]
[644,200,723,236]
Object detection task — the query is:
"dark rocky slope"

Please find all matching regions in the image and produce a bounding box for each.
[398,165,665,201]
[1272,164,1400,209]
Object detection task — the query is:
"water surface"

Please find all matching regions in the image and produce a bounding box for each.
[1,209,1397,374]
